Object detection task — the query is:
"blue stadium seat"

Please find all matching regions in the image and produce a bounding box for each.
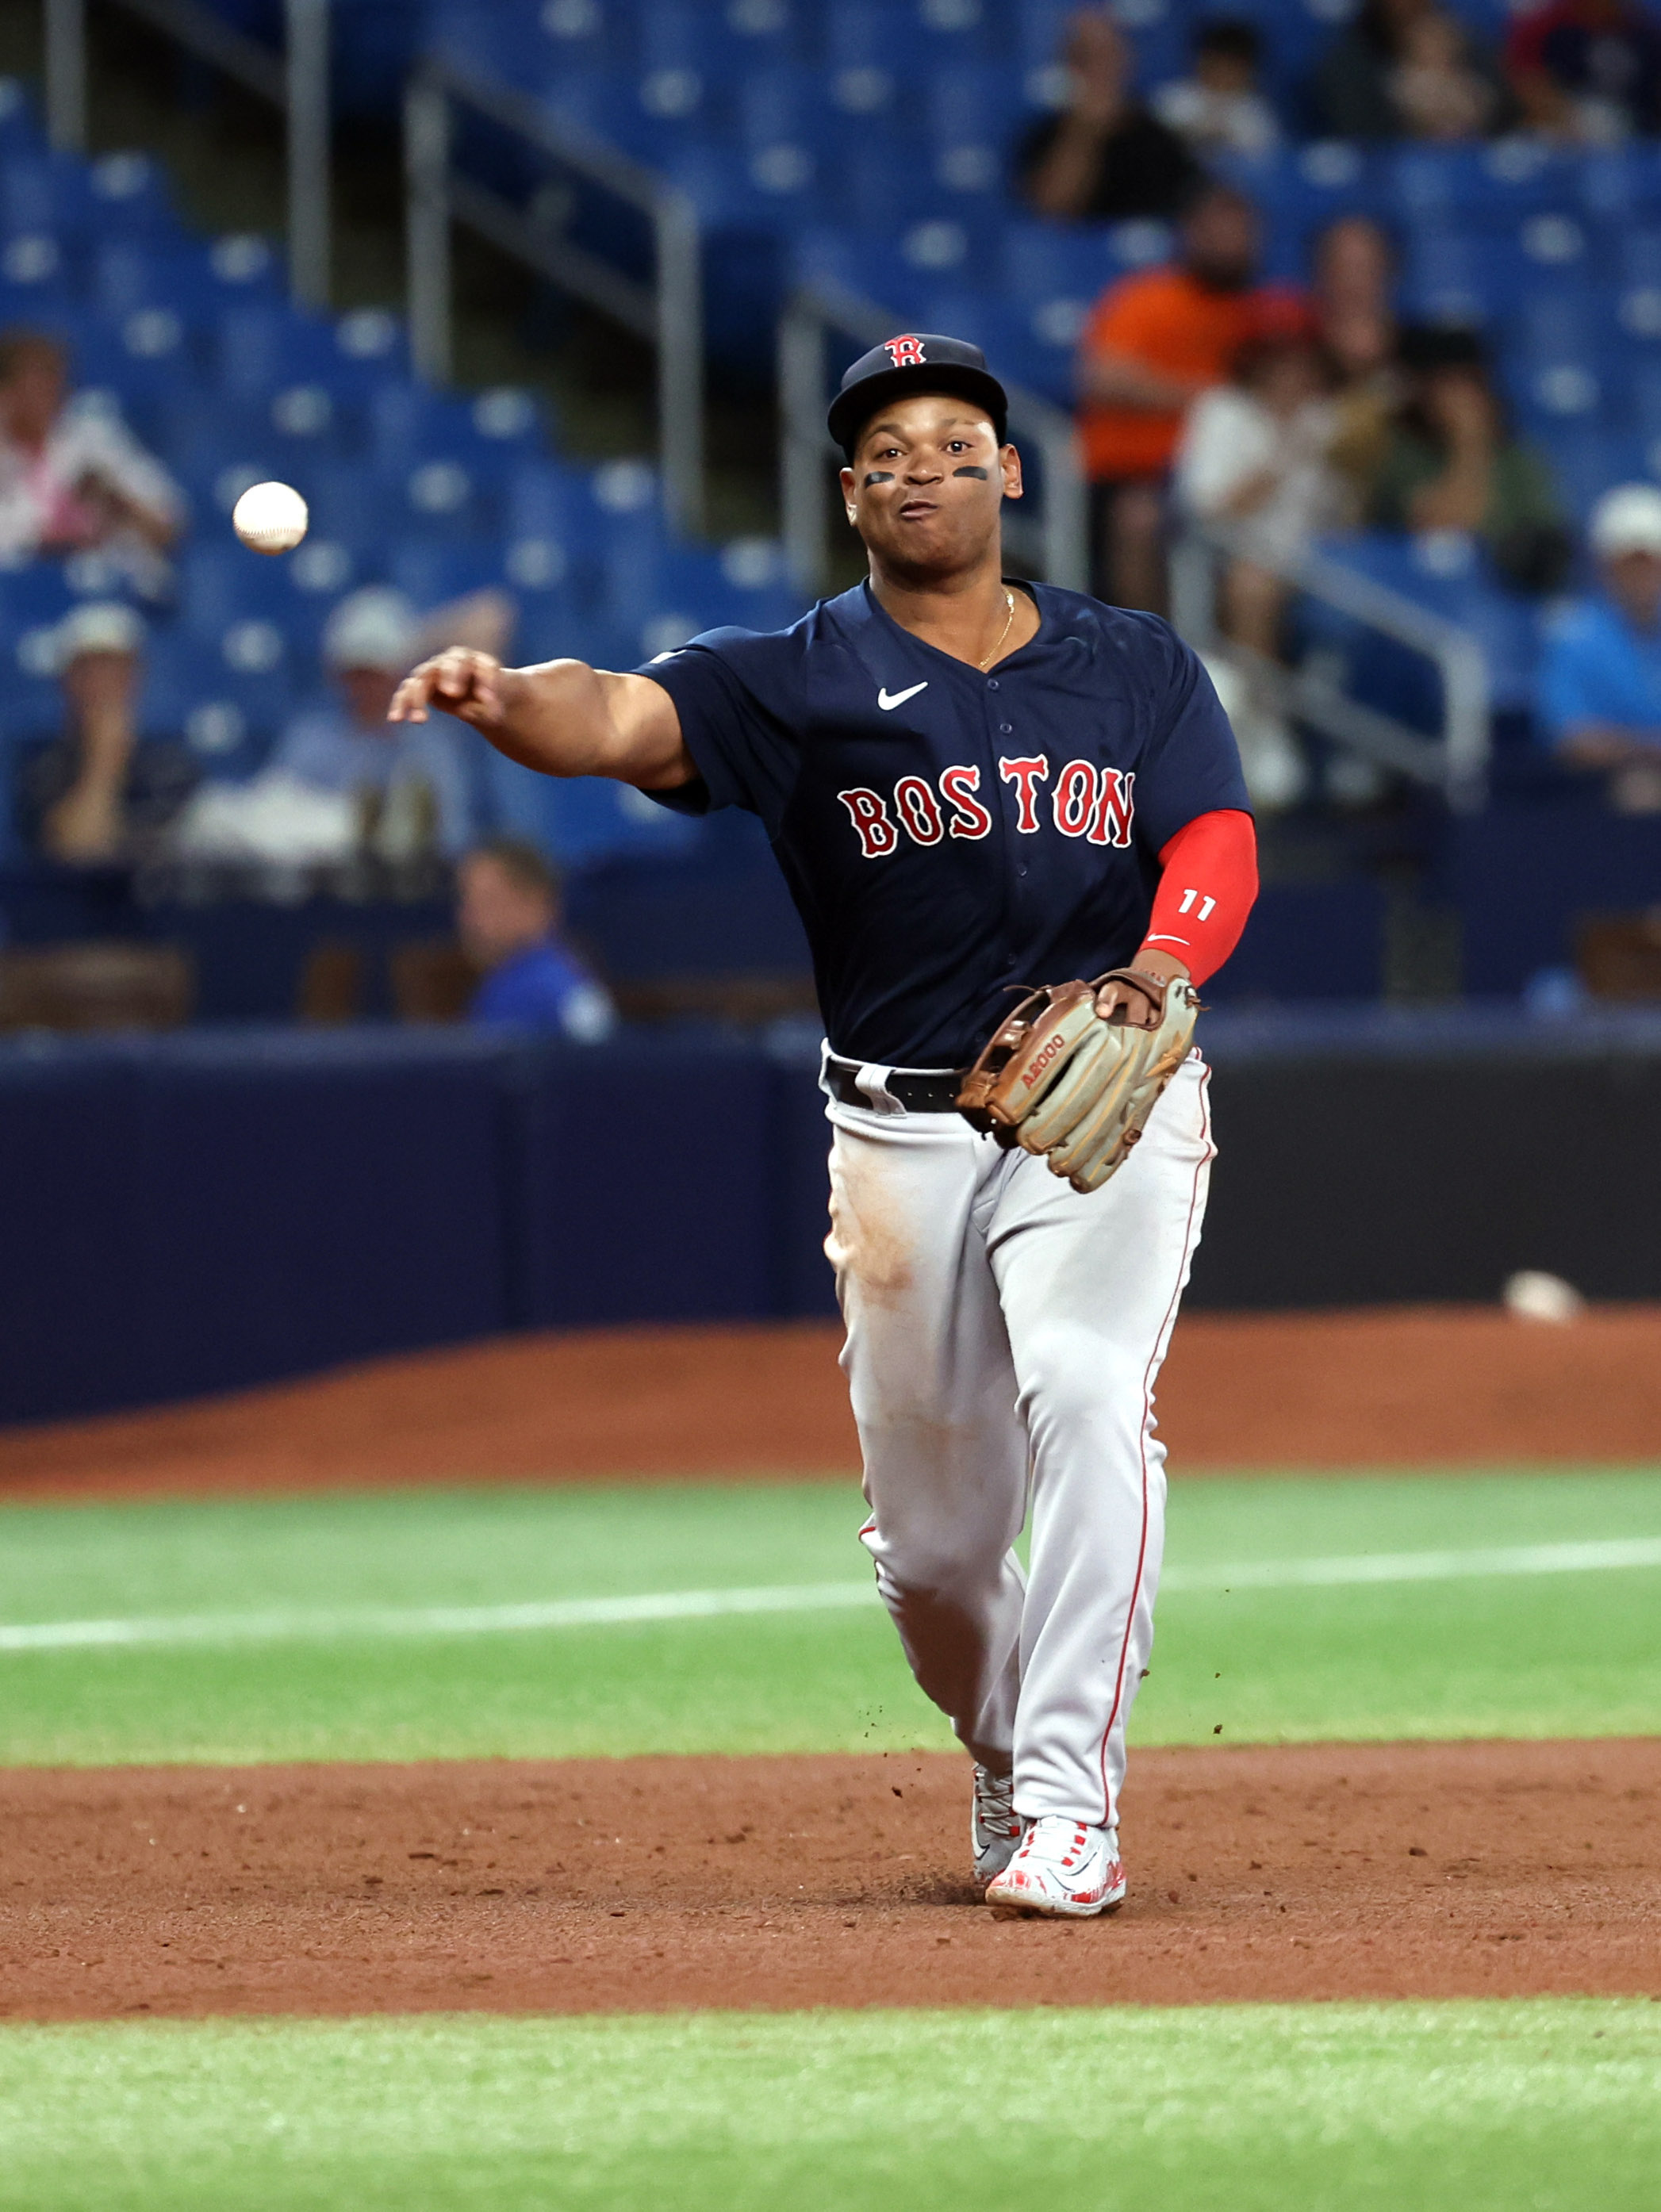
[0,76,41,155]
[997,217,1167,315]
[504,458,595,544]
[822,0,941,79]
[366,382,486,467]
[290,460,405,558]
[1013,0,1072,104]
[925,64,1011,201]
[189,612,296,738]
[1548,427,1655,521]
[1577,143,1661,224]
[395,450,508,542]
[1308,532,1544,716]
[583,456,670,624]
[1227,141,1388,252]
[0,562,79,745]
[907,0,999,63]
[0,232,75,312]
[216,304,349,401]
[386,539,522,610]
[1400,218,1602,328]
[735,65,829,202]
[82,151,178,239]
[534,768,704,863]
[0,150,99,237]
[643,0,800,77]
[139,631,274,772]
[88,236,274,327]
[176,539,308,640]
[72,312,208,407]
[1389,143,1575,225]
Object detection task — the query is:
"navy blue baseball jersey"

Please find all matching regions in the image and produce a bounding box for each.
[637,579,1249,1069]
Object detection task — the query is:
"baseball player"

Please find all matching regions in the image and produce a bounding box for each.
[392,334,1258,1918]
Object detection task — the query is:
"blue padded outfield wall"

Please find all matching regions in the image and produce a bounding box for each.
[2,1012,1659,1428]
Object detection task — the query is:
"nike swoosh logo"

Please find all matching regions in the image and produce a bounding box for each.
[877,682,928,711]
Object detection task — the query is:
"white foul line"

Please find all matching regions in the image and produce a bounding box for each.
[1,1537,1658,1656]
[1160,1535,1661,1592]
[0,1581,880,1655]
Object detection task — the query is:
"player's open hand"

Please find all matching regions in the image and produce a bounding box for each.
[1094,974,1164,1029]
[389,648,508,729]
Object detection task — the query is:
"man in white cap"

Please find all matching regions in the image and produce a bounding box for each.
[36,599,149,862]
[269,587,490,859]
[1537,483,1661,811]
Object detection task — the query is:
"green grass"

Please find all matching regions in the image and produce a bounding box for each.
[1,2000,1657,2210]
[1,1472,1658,1766]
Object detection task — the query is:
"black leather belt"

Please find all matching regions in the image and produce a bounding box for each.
[824,1057,964,1113]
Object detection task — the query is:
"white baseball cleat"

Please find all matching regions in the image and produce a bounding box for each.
[984,1814,1127,1917]
[970,1763,1025,1884]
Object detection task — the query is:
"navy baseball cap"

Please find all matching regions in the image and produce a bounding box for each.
[828,332,1009,459]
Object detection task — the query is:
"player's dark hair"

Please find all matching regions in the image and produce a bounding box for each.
[466,838,562,900]
[1194,17,1261,64]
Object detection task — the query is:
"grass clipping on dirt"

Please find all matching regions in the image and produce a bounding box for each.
[3,2000,1658,2212]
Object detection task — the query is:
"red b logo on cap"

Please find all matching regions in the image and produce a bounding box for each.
[884,335,927,368]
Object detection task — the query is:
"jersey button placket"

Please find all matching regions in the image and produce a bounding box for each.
[992,686,1033,888]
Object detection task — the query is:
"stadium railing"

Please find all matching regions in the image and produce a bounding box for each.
[43,0,332,308]
[404,52,705,537]
[1171,523,1494,813]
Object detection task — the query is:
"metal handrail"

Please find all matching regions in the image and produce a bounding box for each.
[404,56,704,537]
[778,282,1088,595]
[43,0,330,308]
[1169,522,1493,811]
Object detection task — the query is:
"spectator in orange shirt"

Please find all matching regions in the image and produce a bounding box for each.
[1076,184,1268,611]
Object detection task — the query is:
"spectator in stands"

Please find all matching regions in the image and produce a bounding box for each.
[1506,0,1661,140]
[272,590,480,862]
[1153,18,1282,159]
[1364,325,1570,594]
[172,588,508,867]
[458,838,618,1040]
[0,329,184,861]
[1390,7,1504,137]
[28,600,150,864]
[1076,182,1270,611]
[1175,293,1341,809]
[1315,216,1398,389]
[1176,293,1344,624]
[1016,8,1201,221]
[1536,484,1661,811]
[1313,0,1509,140]
[0,329,181,579]
[1314,217,1404,519]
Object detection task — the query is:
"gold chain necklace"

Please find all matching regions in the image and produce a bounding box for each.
[977,588,1016,671]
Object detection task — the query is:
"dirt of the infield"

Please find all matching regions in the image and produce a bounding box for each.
[2,1304,1660,1501]
[4,1313,1656,2026]
[4,1741,1658,2021]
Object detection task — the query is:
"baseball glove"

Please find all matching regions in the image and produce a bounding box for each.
[956,969,1201,1194]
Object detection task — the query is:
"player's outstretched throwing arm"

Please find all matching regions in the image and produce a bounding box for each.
[389,646,693,794]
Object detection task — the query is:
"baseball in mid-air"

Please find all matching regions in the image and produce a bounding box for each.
[232,480,309,555]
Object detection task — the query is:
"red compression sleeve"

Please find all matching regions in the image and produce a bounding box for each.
[1138,808,1258,986]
